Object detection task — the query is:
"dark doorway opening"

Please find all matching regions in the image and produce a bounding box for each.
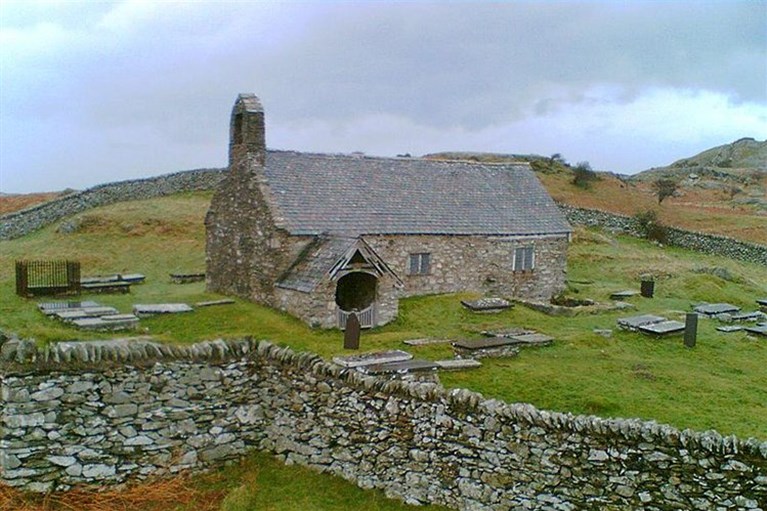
[335,272,377,311]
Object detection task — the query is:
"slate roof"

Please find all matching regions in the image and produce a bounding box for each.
[263,151,571,236]
[276,236,355,293]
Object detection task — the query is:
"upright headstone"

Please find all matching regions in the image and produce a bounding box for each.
[684,313,698,348]
[343,312,360,350]
[640,277,655,298]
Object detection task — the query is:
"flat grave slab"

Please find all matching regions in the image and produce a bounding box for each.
[453,338,515,350]
[358,359,438,375]
[461,298,512,313]
[195,299,236,308]
[38,301,101,315]
[170,273,205,284]
[610,290,639,300]
[81,281,131,294]
[716,325,743,333]
[757,298,767,307]
[434,359,482,371]
[133,303,194,317]
[731,311,765,322]
[744,325,767,337]
[332,350,412,368]
[481,328,534,338]
[638,320,686,336]
[54,307,120,321]
[617,314,666,330]
[508,333,554,346]
[402,338,454,346]
[72,315,139,331]
[694,303,741,316]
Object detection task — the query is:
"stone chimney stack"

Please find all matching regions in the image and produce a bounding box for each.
[229,93,265,168]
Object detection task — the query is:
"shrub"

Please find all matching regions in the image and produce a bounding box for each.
[633,210,668,244]
[572,161,598,188]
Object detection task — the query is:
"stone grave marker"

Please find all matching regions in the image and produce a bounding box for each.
[617,314,666,331]
[53,307,120,321]
[133,303,194,317]
[194,299,236,308]
[508,333,554,346]
[716,325,743,333]
[452,338,520,359]
[343,312,361,350]
[610,290,639,300]
[434,359,482,371]
[757,298,767,311]
[403,338,454,346]
[460,298,512,313]
[744,325,767,337]
[38,301,101,315]
[693,303,741,317]
[730,311,765,322]
[638,320,686,336]
[358,359,438,375]
[684,313,697,347]
[332,350,412,368]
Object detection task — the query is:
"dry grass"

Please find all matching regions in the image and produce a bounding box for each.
[0,473,226,511]
[0,193,66,215]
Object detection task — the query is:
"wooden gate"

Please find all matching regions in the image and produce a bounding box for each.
[15,260,81,297]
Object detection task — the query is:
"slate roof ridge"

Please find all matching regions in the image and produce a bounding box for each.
[265,149,531,169]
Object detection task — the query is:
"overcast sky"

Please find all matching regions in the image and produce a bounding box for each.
[1,1,765,193]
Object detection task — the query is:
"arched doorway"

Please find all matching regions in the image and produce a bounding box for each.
[335,272,377,328]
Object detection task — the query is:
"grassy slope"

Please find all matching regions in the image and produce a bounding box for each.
[1,191,766,510]
[536,170,767,244]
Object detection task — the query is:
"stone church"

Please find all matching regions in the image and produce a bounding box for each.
[205,94,571,328]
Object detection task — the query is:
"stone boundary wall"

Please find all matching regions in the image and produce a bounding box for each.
[1,337,765,509]
[0,168,226,240]
[559,204,767,267]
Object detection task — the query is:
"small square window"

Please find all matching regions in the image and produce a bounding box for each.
[408,253,431,275]
[513,246,534,272]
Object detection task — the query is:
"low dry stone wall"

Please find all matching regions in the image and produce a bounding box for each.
[1,337,765,509]
[0,168,226,240]
[559,204,767,267]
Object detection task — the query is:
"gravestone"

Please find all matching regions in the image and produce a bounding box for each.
[343,312,360,350]
[640,278,654,298]
[684,313,697,348]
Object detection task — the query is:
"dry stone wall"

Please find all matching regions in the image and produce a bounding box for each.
[559,204,767,266]
[1,336,765,510]
[0,168,226,241]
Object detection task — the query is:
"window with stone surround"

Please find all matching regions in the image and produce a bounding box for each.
[408,253,431,275]
[513,246,535,272]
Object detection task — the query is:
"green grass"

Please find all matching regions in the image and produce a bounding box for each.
[212,452,450,511]
[1,192,766,443]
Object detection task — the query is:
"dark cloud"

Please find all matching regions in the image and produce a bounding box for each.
[0,1,765,192]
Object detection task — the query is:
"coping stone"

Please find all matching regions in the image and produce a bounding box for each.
[638,320,686,336]
[694,303,741,316]
[332,350,412,368]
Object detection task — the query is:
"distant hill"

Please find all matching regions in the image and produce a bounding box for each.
[630,138,767,183]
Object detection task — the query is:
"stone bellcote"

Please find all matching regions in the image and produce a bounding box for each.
[229,93,265,168]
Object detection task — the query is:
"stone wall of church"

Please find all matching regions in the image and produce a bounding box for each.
[364,234,569,302]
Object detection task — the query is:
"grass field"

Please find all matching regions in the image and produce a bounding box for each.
[1,191,766,509]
